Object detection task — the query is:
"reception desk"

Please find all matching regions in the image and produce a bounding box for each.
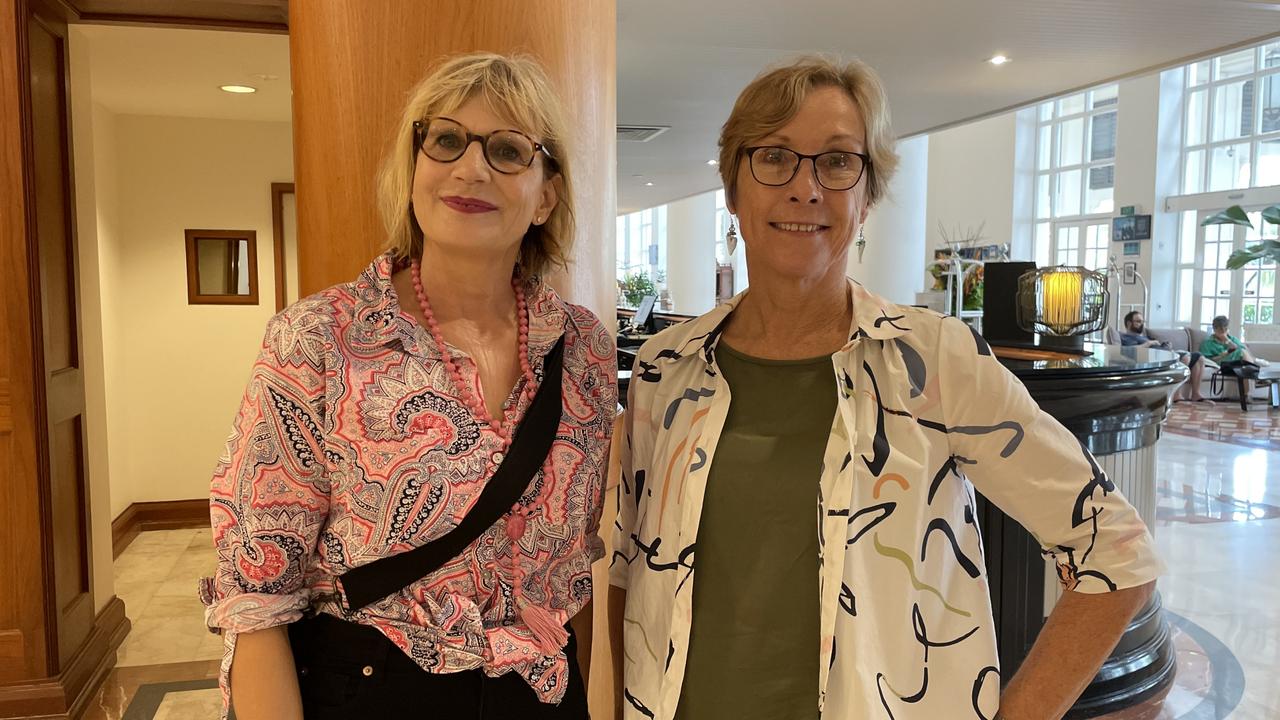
[985,343,1185,717]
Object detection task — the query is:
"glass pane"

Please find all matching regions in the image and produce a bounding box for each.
[1178,268,1194,322]
[1186,88,1208,146]
[1262,72,1280,134]
[1216,48,1255,80]
[1181,211,1197,263]
[1055,169,1082,217]
[1264,270,1276,296]
[1090,84,1119,109]
[1247,211,1263,241]
[1245,305,1257,323]
[1264,304,1275,323]
[1265,42,1280,70]
[1039,102,1053,123]
[1035,222,1051,267]
[1244,269,1259,296]
[1201,298,1216,323]
[1211,79,1254,142]
[1058,118,1084,166]
[1189,60,1212,86]
[1058,93,1086,116]
[1208,142,1251,191]
[1202,270,1218,296]
[1090,112,1117,161]
[1036,174,1051,219]
[1086,165,1114,214]
[1219,243,1234,268]
[1184,149,1205,193]
[1037,125,1052,171]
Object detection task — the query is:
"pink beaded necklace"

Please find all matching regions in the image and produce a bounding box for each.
[409,259,568,656]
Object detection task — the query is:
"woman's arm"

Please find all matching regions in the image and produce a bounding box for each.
[997,582,1154,720]
[230,627,303,720]
[570,599,594,687]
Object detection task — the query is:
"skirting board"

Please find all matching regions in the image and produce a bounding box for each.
[111,500,209,558]
[0,597,130,719]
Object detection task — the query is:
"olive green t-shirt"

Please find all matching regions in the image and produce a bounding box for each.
[673,341,837,720]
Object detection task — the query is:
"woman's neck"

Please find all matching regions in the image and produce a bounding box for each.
[415,241,522,325]
[723,266,852,358]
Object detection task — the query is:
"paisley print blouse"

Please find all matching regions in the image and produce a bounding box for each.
[609,280,1163,720]
[201,252,616,716]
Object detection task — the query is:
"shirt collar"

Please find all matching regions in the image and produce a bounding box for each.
[657,277,913,367]
[352,251,566,359]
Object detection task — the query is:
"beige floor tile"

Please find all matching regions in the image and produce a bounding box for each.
[116,614,206,667]
[152,687,222,720]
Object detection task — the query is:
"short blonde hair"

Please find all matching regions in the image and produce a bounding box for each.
[718,56,898,208]
[377,52,575,277]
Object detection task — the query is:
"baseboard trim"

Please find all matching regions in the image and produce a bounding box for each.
[0,596,130,719]
[111,500,209,558]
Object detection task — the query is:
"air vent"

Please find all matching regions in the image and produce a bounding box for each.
[617,125,670,143]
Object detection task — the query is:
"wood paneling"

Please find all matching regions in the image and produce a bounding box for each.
[0,597,129,719]
[1,0,54,684]
[111,500,211,558]
[290,0,617,323]
[271,182,294,312]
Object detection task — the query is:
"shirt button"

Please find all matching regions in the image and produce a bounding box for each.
[362,665,374,677]
[492,451,505,464]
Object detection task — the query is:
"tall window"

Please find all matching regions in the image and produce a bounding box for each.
[1033,84,1119,271]
[616,205,667,284]
[1181,41,1280,194]
[1173,40,1280,333]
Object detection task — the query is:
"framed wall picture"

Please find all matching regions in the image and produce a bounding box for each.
[185,229,259,305]
[1123,262,1138,285]
[1133,214,1151,240]
[1123,241,1141,256]
[1112,215,1136,242]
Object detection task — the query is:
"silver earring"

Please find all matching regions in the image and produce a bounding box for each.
[726,219,739,255]
[856,227,867,264]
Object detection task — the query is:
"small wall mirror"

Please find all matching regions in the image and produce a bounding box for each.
[185,229,258,305]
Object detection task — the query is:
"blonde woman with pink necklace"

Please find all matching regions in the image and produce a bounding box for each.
[201,53,616,720]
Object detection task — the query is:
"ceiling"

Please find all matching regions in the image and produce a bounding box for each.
[78,24,291,123]
[617,0,1280,212]
[74,2,1280,212]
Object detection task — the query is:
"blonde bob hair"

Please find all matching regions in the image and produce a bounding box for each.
[718,55,899,209]
[377,52,575,277]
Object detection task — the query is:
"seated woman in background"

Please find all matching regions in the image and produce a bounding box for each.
[1201,314,1269,367]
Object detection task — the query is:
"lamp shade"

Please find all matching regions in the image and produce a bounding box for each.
[1016,266,1109,336]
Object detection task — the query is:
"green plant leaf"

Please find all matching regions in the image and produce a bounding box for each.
[1262,205,1280,226]
[1226,241,1280,269]
[1201,205,1254,228]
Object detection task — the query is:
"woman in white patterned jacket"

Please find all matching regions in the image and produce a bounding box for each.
[607,56,1162,720]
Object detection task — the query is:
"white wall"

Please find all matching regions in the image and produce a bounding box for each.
[926,113,1018,258]
[1113,72,1169,325]
[96,114,293,514]
[665,191,718,314]
[851,135,929,304]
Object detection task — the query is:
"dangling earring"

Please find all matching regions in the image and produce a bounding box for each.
[726,218,739,255]
[856,227,867,264]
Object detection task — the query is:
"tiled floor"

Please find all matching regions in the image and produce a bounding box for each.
[83,433,1280,719]
[1164,399,1280,451]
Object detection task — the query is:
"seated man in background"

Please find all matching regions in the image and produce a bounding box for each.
[1121,311,1210,402]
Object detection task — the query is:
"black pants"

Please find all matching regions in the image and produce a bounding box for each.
[288,614,589,719]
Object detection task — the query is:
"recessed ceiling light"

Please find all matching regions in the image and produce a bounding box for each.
[988,55,1010,66]
[220,84,257,94]
[707,159,718,166]
[645,182,654,186]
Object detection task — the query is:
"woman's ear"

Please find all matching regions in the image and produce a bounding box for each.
[536,173,562,224]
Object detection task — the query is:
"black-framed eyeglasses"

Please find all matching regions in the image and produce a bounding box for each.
[412,117,557,175]
[742,146,870,191]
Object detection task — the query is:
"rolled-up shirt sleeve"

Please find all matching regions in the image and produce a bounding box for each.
[203,311,330,633]
[937,317,1164,594]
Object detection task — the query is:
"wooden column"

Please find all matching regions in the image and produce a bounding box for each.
[290,0,618,323]
[289,2,618,715]
[0,0,129,717]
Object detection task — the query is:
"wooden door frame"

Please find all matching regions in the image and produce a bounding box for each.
[271,181,294,312]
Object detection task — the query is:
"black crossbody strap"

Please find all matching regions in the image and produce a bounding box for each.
[338,335,566,612]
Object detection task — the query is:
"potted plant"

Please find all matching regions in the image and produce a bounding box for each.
[1201,204,1280,269]
[618,271,657,307]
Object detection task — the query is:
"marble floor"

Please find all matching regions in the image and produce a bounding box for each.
[82,432,1279,719]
